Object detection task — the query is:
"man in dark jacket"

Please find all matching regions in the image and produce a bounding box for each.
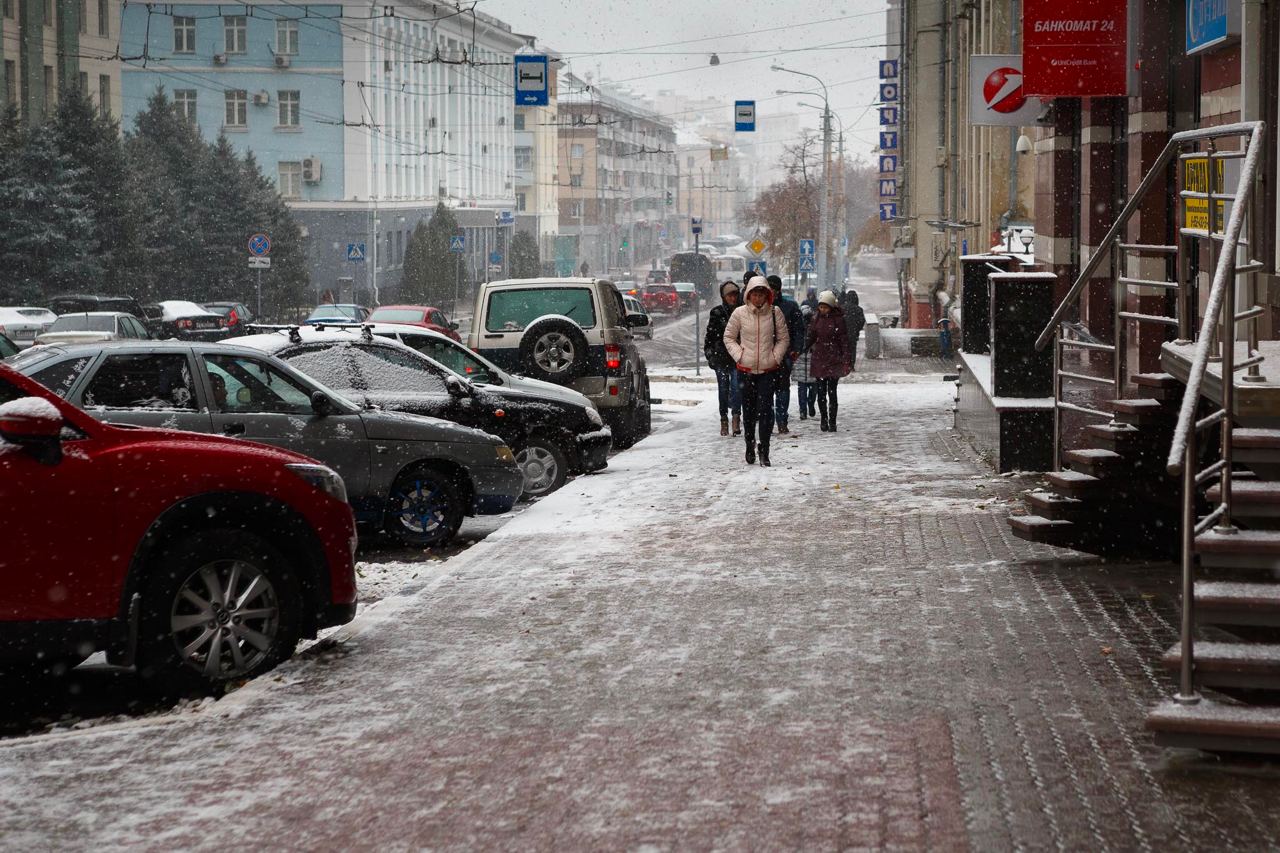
[704,280,743,435]
[768,275,806,434]
[840,289,867,370]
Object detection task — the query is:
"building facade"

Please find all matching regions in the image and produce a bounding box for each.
[119,0,525,305]
[1,0,122,122]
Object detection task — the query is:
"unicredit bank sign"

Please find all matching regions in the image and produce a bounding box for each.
[1023,0,1129,97]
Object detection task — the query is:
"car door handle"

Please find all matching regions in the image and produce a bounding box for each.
[375,445,390,454]
[222,423,246,436]
[484,334,504,339]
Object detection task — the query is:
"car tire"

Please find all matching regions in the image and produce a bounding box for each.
[519,318,588,384]
[137,529,302,693]
[610,402,641,450]
[386,467,464,547]
[515,436,569,499]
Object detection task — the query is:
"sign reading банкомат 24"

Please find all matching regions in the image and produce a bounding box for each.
[1186,0,1240,55]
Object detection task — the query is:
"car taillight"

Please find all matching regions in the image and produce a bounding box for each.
[177,318,193,329]
[605,344,621,370]
[228,309,239,325]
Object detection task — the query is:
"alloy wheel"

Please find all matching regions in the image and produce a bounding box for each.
[533,333,574,373]
[394,478,449,535]
[516,445,560,496]
[170,559,280,679]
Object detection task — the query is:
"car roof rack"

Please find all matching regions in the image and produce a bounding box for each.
[244,323,305,344]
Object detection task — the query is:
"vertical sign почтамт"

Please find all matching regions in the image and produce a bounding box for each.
[1022,0,1128,97]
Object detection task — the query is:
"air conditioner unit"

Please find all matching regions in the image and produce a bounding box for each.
[383,59,393,74]
[302,157,322,183]
[213,53,227,65]
[274,55,291,69]
[252,90,270,106]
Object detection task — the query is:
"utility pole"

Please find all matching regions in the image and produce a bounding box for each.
[837,128,845,283]
[818,105,832,290]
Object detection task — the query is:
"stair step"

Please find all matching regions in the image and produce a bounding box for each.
[1162,641,1280,690]
[1196,581,1280,627]
[1206,480,1280,518]
[1064,448,1124,477]
[1196,529,1280,570]
[1045,469,1104,495]
[1131,372,1181,390]
[1085,422,1155,450]
[1008,514,1074,545]
[1105,397,1174,425]
[1026,490,1088,521]
[1147,699,1280,754]
[1234,428,1280,450]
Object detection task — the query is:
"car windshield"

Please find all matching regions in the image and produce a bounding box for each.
[204,304,234,316]
[368,308,426,323]
[16,308,52,319]
[486,287,596,332]
[159,301,209,319]
[307,304,362,320]
[49,314,115,332]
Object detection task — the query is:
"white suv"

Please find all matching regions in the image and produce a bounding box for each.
[468,278,652,448]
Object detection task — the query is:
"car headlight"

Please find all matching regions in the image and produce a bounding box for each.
[285,463,349,504]
[495,445,515,463]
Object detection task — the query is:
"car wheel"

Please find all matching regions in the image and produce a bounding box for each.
[610,403,640,450]
[518,318,588,384]
[516,436,569,499]
[138,530,301,693]
[387,468,463,547]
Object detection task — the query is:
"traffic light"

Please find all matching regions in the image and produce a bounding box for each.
[665,191,673,205]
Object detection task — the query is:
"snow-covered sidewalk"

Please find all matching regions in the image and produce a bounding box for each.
[3,375,1279,849]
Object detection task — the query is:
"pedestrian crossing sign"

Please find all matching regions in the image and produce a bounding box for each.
[799,256,816,272]
[748,260,767,275]
[450,235,466,253]
[346,243,366,262]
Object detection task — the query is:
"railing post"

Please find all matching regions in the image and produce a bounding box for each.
[1053,332,1063,471]
[1176,434,1200,705]
[1112,254,1125,405]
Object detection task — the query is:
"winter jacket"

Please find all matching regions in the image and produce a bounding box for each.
[806,306,852,379]
[703,282,740,370]
[841,291,867,340]
[793,310,815,383]
[775,294,806,358]
[724,282,790,374]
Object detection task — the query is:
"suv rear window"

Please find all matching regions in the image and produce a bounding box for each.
[50,315,116,332]
[486,288,596,332]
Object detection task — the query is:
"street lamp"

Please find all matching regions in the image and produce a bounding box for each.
[772,64,832,287]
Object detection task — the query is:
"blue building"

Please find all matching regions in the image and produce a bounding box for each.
[119,1,525,308]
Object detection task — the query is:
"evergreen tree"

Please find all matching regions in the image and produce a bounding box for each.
[403,202,460,306]
[509,230,540,279]
[402,220,431,303]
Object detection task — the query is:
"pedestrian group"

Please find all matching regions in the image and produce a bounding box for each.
[704,270,862,467]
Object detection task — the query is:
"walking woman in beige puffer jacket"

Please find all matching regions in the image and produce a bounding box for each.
[724,275,790,466]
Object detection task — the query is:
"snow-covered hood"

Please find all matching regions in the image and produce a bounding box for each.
[496,373,596,411]
[358,407,501,445]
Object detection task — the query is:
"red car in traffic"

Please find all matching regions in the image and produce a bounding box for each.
[641,283,680,315]
[366,305,461,341]
[0,364,357,689]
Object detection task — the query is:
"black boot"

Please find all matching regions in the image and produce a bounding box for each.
[745,438,756,464]
[759,444,771,467]
[829,403,838,432]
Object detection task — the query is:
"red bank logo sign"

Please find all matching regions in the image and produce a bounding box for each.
[1023,0,1128,97]
[969,55,1041,126]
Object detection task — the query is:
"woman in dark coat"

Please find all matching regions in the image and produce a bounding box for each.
[805,290,852,431]
[703,280,742,435]
[840,289,867,370]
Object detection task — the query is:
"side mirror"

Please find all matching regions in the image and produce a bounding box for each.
[445,375,472,398]
[0,397,64,465]
[310,390,334,416]
[625,313,650,329]
[449,321,460,330]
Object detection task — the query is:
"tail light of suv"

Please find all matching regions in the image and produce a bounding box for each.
[605,344,622,370]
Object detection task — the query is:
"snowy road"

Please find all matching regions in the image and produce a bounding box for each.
[5,372,1280,848]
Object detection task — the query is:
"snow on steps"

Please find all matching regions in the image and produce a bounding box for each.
[1161,641,1280,690]
[1195,581,1280,627]
[1147,698,1280,754]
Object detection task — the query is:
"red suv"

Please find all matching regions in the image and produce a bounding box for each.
[641,283,679,315]
[0,365,357,690]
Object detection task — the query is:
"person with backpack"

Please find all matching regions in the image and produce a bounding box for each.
[767,275,805,434]
[806,290,852,431]
[724,276,789,466]
[840,289,867,371]
[703,280,743,436]
[793,303,818,421]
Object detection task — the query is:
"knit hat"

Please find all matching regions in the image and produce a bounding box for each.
[720,280,740,301]
[818,290,839,308]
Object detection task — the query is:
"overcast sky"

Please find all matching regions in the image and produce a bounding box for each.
[481,0,890,157]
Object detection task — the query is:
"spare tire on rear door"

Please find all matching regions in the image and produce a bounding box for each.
[519,316,588,383]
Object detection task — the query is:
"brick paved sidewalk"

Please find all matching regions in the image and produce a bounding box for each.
[2,378,1279,849]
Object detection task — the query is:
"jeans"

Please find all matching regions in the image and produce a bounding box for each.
[740,370,778,448]
[773,362,793,426]
[714,366,741,418]
[797,382,818,416]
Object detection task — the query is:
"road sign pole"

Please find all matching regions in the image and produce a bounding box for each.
[694,293,701,378]
[453,253,461,318]
[256,268,262,319]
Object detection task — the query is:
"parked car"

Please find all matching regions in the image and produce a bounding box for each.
[145,300,230,341]
[641,283,680,315]
[46,294,146,319]
[304,304,370,325]
[0,362,357,689]
[646,268,670,284]
[0,333,18,358]
[672,281,698,313]
[468,277,651,448]
[34,312,151,346]
[622,296,653,340]
[0,307,56,348]
[232,325,612,498]
[9,340,524,546]
[203,301,256,335]
[365,305,461,342]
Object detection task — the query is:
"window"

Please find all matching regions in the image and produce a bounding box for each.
[276,19,298,55]
[393,334,495,384]
[514,146,532,170]
[30,356,94,398]
[98,75,110,117]
[204,354,315,415]
[224,15,246,53]
[569,200,584,218]
[485,287,596,332]
[173,16,195,53]
[348,345,448,394]
[96,0,106,36]
[43,0,51,25]
[2,0,12,20]
[174,89,197,123]
[78,71,88,93]
[224,89,247,127]
[4,62,16,106]
[515,192,526,212]
[278,161,302,198]
[570,143,584,159]
[43,66,53,112]
[82,354,197,411]
[569,174,583,188]
[77,0,85,34]
[513,112,525,131]
[277,90,299,127]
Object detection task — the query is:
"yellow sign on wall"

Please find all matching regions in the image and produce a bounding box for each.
[1183,157,1226,232]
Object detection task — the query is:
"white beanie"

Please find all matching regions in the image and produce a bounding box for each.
[818,290,839,308]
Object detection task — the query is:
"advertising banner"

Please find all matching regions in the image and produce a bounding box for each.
[1023,0,1128,97]
[1186,0,1240,55]
[968,55,1042,126]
